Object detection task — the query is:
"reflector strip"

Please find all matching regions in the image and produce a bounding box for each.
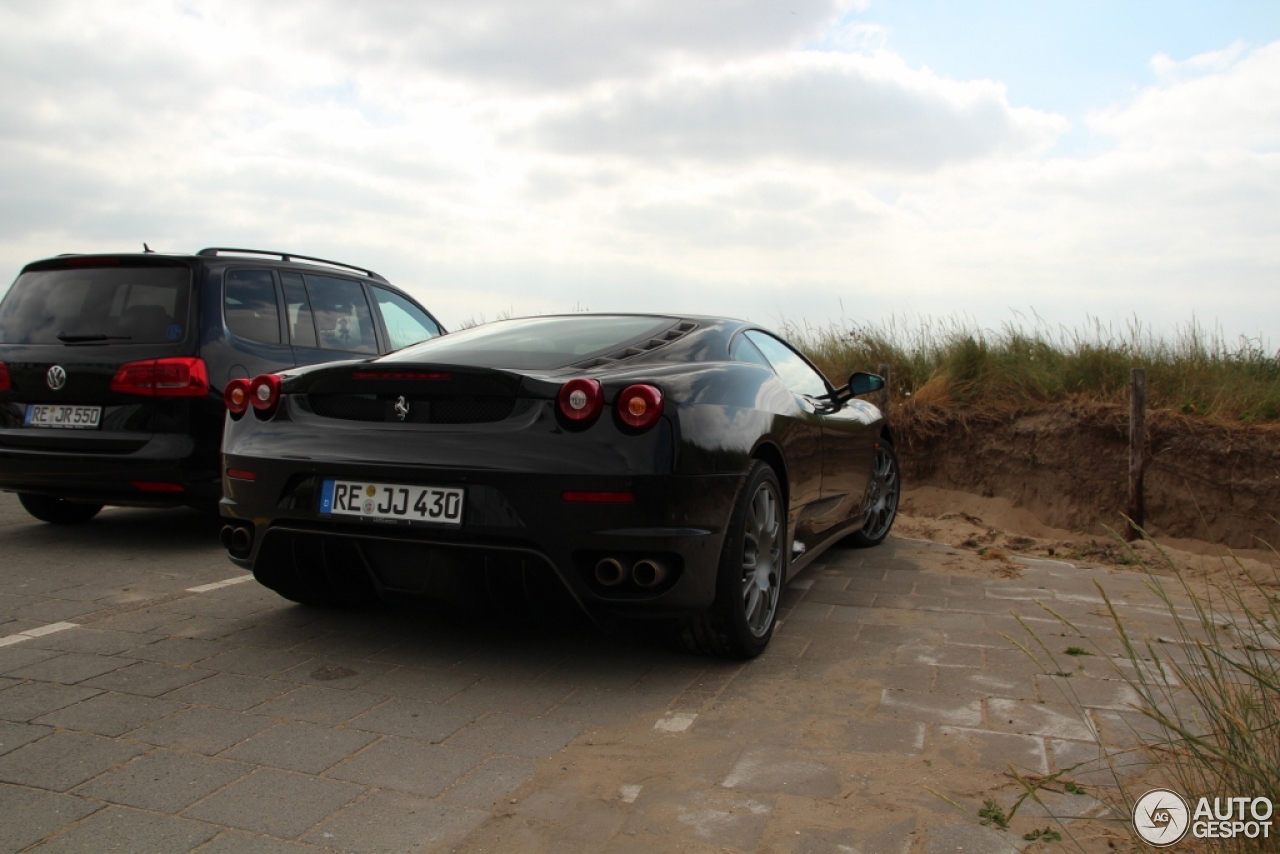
[226,469,257,481]
[562,491,634,503]
[131,481,185,493]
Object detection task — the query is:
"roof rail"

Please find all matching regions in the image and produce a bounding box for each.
[196,248,386,281]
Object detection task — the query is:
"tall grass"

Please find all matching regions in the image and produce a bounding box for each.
[1005,537,1280,850]
[1105,542,1280,851]
[787,316,1280,423]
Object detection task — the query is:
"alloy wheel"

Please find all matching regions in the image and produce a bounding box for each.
[862,446,900,542]
[740,480,781,637]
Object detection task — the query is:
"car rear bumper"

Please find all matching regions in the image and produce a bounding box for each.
[220,463,746,617]
[0,430,220,507]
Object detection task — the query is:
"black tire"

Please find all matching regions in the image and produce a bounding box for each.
[18,493,103,525]
[847,441,901,548]
[675,461,787,659]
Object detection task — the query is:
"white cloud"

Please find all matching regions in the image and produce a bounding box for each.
[236,0,859,89]
[526,52,1067,170]
[1092,41,1280,151]
[0,3,1275,339]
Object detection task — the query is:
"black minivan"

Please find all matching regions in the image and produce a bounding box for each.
[0,248,444,523]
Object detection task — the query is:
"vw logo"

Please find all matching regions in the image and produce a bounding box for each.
[394,395,410,421]
[46,365,67,391]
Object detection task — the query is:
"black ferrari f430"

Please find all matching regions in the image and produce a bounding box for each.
[219,314,900,657]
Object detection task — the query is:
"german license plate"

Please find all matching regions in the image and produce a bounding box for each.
[319,479,464,526]
[24,404,102,429]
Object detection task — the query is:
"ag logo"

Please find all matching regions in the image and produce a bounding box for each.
[46,365,67,391]
[1134,788,1190,846]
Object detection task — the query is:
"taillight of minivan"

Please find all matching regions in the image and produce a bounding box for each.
[110,357,210,397]
[0,361,10,392]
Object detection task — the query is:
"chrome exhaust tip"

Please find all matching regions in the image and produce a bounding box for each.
[594,557,626,587]
[632,558,669,589]
[219,525,235,551]
[229,526,253,557]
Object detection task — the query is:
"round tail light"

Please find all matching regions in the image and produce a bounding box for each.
[223,379,251,417]
[617,384,663,430]
[558,378,603,423]
[248,374,281,416]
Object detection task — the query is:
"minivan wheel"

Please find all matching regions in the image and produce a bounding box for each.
[18,493,104,525]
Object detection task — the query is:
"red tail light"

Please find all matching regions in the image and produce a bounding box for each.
[249,374,281,416]
[617,384,664,429]
[558,378,603,423]
[110,357,209,397]
[0,362,10,392]
[352,370,450,381]
[223,378,251,417]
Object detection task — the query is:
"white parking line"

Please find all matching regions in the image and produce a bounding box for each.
[0,621,79,647]
[0,576,254,647]
[654,712,697,733]
[186,575,255,593]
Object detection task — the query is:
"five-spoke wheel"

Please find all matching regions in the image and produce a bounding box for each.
[848,442,900,547]
[676,461,786,658]
[740,473,782,639]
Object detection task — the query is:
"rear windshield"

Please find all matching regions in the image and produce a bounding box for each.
[382,315,674,369]
[0,265,192,345]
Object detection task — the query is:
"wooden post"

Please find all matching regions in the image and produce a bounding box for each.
[876,362,891,418]
[1127,367,1146,541]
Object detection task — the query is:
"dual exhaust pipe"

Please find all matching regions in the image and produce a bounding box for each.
[594,556,670,589]
[220,524,254,558]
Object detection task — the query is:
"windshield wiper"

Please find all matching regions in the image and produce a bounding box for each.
[57,333,133,343]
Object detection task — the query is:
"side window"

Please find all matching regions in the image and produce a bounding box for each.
[224,270,281,344]
[280,272,318,349]
[302,275,377,354]
[744,331,829,398]
[370,287,441,351]
[729,333,773,369]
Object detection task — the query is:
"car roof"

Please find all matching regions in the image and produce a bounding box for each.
[26,247,391,285]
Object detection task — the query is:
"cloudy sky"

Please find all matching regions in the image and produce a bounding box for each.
[2,1,1278,340]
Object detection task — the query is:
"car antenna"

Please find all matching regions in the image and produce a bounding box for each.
[143,243,154,253]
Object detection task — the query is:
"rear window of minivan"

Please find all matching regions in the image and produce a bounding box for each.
[0,265,192,345]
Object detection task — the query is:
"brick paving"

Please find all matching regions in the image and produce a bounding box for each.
[0,492,1180,851]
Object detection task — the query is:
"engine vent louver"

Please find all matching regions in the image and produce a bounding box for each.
[571,320,698,369]
[306,394,515,424]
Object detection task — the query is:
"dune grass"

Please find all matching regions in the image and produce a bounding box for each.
[787,316,1280,424]
[1000,536,1280,850]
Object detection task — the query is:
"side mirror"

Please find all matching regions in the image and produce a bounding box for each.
[847,371,884,397]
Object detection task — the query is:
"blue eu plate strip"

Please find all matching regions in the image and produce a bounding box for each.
[319,479,335,514]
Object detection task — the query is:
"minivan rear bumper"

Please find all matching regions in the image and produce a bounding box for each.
[0,430,220,508]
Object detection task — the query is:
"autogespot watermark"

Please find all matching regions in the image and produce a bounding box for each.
[1133,788,1274,846]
